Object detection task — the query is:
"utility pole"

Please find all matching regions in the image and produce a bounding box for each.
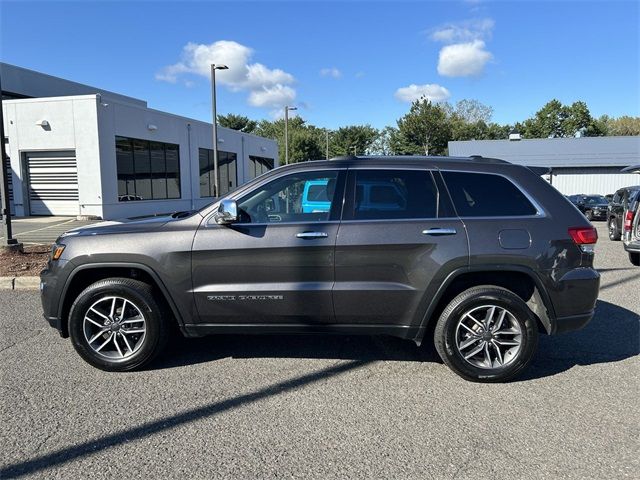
[210,64,228,197]
[0,78,21,251]
[284,105,297,165]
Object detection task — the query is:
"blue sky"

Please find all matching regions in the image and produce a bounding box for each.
[1,0,638,129]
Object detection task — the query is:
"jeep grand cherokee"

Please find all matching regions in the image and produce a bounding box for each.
[41,156,600,382]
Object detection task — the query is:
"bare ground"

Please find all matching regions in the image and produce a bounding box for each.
[0,245,50,277]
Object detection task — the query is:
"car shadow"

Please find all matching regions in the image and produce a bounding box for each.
[150,300,638,381]
[521,299,639,381]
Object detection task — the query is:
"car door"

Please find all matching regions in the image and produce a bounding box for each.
[191,168,346,325]
[333,167,468,330]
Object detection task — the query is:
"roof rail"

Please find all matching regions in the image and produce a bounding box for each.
[329,155,359,161]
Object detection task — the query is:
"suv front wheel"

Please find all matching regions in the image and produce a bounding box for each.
[434,286,539,382]
[68,278,169,371]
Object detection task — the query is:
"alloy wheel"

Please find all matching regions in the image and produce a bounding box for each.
[455,305,523,369]
[83,296,147,359]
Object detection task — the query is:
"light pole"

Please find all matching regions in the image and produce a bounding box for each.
[284,105,297,165]
[325,129,330,159]
[0,76,21,251]
[211,64,228,197]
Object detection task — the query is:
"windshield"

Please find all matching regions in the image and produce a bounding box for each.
[583,195,608,205]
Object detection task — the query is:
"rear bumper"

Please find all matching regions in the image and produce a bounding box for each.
[623,240,640,253]
[552,311,595,335]
[546,267,600,334]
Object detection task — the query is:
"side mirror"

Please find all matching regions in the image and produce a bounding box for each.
[214,199,238,225]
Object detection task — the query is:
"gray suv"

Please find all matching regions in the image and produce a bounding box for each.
[40,156,600,382]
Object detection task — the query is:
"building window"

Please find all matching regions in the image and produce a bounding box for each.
[199,148,238,197]
[116,137,180,201]
[249,155,275,179]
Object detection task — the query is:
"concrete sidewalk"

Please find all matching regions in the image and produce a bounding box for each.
[0,217,98,245]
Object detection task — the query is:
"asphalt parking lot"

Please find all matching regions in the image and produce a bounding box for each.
[1,222,638,479]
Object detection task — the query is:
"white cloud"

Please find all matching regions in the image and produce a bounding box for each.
[429,18,494,43]
[320,67,342,79]
[248,85,296,108]
[437,40,493,77]
[156,40,296,109]
[394,83,451,103]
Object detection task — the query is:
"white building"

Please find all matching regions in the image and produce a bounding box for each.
[1,63,278,219]
[449,136,640,195]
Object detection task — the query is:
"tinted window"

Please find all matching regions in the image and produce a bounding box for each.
[238,171,339,223]
[352,170,437,220]
[249,155,275,179]
[116,137,181,201]
[442,171,537,217]
[199,148,238,197]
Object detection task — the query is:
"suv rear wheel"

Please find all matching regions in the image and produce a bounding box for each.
[68,278,169,371]
[630,252,640,266]
[434,286,539,382]
[609,218,621,241]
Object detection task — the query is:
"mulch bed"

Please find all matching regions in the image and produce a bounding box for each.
[0,245,51,277]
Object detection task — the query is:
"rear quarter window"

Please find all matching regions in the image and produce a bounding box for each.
[442,171,538,217]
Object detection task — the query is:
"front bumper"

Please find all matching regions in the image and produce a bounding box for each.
[40,259,74,337]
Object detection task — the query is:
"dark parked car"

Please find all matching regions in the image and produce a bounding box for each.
[568,194,609,221]
[607,185,640,240]
[621,166,640,265]
[40,156,600,382]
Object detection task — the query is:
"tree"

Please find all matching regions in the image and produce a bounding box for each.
[217,113,258,133]
[518,99,605,138]
[452,99,494,123]
[391,98,451,155]
[602,115,640,136]
[369,126,397,155]
[328,125,379,157]
[254,117,322,164]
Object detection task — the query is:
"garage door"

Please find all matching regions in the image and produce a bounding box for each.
[27,151,79,216]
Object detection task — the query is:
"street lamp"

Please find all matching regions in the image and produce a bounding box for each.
[284,105,297,165]
[325,129,330,159]
[210,64,228,197]
[0,76,21,251]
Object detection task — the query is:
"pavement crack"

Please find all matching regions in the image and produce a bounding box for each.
[0,330,43,353]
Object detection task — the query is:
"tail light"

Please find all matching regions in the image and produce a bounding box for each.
[568,226,597,253]
[624,210,634,232]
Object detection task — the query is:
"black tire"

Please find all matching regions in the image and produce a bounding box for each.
[629,252,640,267]
[434,285,539,383]
[68,278,169,371]
[609,218,621,241]
[585,209,593,221]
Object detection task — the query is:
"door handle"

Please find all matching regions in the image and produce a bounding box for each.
[296,231,329,239]
[422,228,457,236]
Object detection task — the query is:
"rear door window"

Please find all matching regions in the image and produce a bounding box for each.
[349,169,437,220]
[442,171,538,217]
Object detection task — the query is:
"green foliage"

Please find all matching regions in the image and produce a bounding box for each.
[601,115,640,136]
[217,113,257,133]
[517,99,606,138]
[391,99,452,155]
[328,125,379,157]
[217,98,633,165]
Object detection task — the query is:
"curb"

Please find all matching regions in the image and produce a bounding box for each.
[0,276,40,290]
